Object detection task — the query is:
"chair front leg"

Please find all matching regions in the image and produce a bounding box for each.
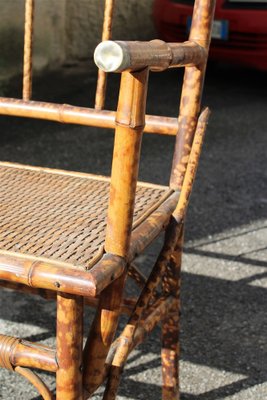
[56,293,84,400]
[161,223,184,400]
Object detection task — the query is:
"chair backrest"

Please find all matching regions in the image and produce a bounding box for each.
[0,0,216,260]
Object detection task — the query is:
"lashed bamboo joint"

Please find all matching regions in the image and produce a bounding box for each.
[0,0,216,398]
[94,39,207,72]
[0,334,57,372]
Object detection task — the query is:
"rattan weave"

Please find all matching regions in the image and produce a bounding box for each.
[0,163,172,269]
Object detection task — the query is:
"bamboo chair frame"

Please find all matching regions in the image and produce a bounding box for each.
[0,0,216,398]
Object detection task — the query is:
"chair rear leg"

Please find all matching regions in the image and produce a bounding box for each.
[161,224,184,400]
[56,293,84,400]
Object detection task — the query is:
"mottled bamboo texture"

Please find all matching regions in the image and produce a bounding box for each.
[0,0,215,398]
[23,0,34,100]
[170,0,216,190]
[95,0,115,110]
[56,293,83,400]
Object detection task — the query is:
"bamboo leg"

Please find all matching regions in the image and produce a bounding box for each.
[56,293,83,400]
[82,273,126,396]
[161,225,184,400]
[103,219,182,399]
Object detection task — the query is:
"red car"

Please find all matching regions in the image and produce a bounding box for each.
[153,0,267,70]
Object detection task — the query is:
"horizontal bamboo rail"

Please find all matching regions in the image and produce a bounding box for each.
[0,253,125,297]
[0,97,178,135]
[94,40,207,72]
[0,334,57,372]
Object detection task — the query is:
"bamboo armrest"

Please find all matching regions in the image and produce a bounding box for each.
[94,40,207,72]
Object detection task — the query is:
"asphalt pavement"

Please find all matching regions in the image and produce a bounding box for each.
[0,62,266,399]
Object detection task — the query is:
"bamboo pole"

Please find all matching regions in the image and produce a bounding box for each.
[83,68,149,395]
[23,0,34,100]
[172,107,210,222]
[0,252,124,298]
[104,68,149,257]
[0,97,178,135]
[94,40,206,73]
[95,0,115,110]
[161,225,184,400]
[170,0,216,190]
[56,293,83,400]
[83,272,126,396]
[101,105,209,395]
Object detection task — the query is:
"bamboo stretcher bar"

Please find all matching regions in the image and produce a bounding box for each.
[94,40,207,73]
[0,97,178,135]
[95,0,115,110]
[23,0,34,100]
[0,334,57,372]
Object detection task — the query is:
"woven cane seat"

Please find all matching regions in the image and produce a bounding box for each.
[0,162,173,270]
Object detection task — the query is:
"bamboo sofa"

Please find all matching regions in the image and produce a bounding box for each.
[0,0,216,398]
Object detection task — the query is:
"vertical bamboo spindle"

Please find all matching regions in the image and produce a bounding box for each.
[105,68,149,257]
[23,0,34,100]
[56,293,83,400]
[83,67,149,395]
[170,0,216,190]
[95,0,115,110]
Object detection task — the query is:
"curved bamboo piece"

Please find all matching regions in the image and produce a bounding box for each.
[23,0,34,100]
[15,366,53,400]
[95,0,115,110]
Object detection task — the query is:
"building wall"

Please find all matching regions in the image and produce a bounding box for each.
[65,0,155,63]
[0,0,155,82]
[0,0,66,80]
